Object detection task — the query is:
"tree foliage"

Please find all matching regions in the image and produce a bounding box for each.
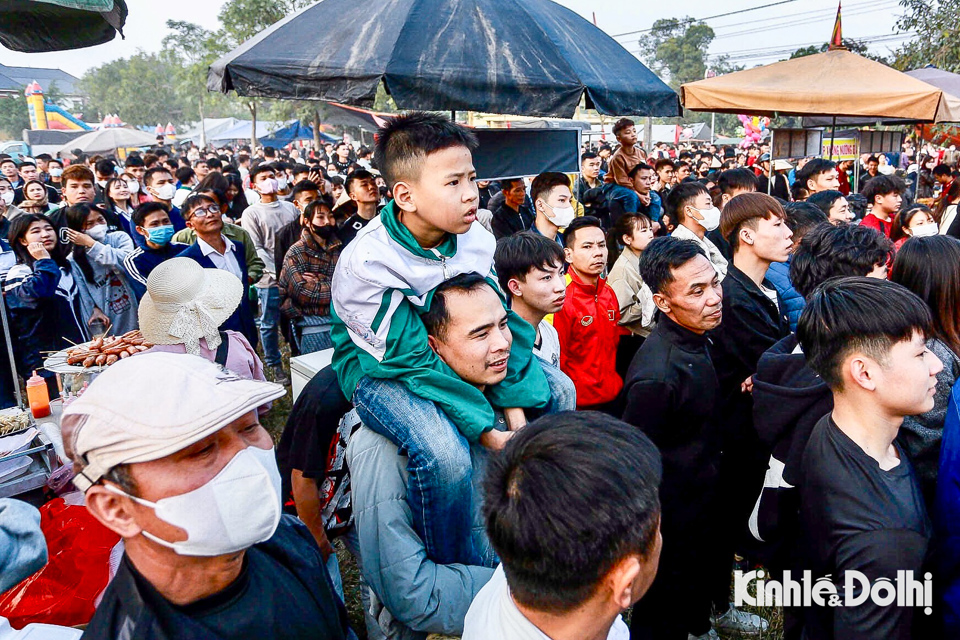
[79,52,184,126]
[894,0,960,71]
[0,94,31,140]
[639,18,716,89]
[789,38,890,64]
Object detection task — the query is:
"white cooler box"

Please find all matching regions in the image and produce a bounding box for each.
[290,348,334,402]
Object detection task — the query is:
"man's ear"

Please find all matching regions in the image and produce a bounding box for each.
[393,181,416,213]
[739,227,754,247]
[563,246,574,264]
[507,278,524,298]
[652,292,671,314]
[605,555,644,610]
[427,334,441,358]
[85,483,144,539]
[720,193,732,207]
[847,354,879,392]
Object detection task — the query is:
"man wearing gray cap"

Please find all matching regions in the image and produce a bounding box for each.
[64,352,352,640]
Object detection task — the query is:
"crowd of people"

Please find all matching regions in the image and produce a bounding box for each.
[3,112,960,640]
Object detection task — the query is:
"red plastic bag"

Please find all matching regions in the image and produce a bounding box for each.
[0,497,120,629]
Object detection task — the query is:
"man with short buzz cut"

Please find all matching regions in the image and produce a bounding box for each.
[64,352,353,640]
[489,177,535,240]
[796,278,939,640]
[554,216,622,412]
[529,171,574,243]
[494,231,567,368]
[654,158,676,195]
[0,158,20,189]
[607,117,644,188]
[465,411,662,640]
[143,166,187,231]
[124,155,146,187]
[337,169,380,246]
[623,236,725,640]
[573,151,603,205]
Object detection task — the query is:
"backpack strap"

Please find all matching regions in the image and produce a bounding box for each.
[214,331,230,367]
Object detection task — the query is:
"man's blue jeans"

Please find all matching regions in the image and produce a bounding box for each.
[256,285,282,367]
[352,359,576,565]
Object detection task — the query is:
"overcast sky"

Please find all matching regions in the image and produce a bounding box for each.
[2,0,906,79]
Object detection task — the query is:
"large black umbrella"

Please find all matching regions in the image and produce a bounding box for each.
[208,0,680,118]
[0,0,127,53]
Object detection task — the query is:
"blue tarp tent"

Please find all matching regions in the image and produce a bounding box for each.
[259,120,338,147]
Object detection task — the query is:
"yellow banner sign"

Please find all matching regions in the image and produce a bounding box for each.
[821,137,858,161]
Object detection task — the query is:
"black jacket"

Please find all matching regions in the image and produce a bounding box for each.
[488,191,535,240]
[750,334,832,563]
[621,314,722,521]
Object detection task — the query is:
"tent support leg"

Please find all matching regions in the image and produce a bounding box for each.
[451,110,456,122]
[829,116,837,161]
[0,288,23,409]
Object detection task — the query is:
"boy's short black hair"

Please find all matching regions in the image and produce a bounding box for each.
[124,155,145,168]
[175,167,195,184]
[494,231,565,294]
[796,158,836,189]
[790,224,893,299]
[866,155,879,164]
[562,215,603,248]
[421,272,491,341]
[530,172,571,205]
[654,158,675,172]
[374,112,478,190]
[290,179,321,201]
[249,163,277,183]
[345,169,375,195]
[717,167,758,195]
[782,201,828,238]
[94,159,115,176]
[933,163,953,178]
[638,236,708,295]
[664,181,709,224]
[861,174,905,203]
[627,162,653,179]
[205,157,222,171]
[612,118,635,136]
[181,193,218,218]
[484,411,661,613]
[806,190,845,216]
[132,201,170,228]
[797,277,931,390]
[580,151,599,163]
[143,166,173,186]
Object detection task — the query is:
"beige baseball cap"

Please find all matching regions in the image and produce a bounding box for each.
[64,352,285,492]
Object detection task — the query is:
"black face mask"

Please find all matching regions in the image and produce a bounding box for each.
[311,224,336,240]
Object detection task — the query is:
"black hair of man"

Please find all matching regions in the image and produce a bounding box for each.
[866,155,879,165]
[797,277,931,390]
[580,151,599,164]
[664,180,709,225]
[494,231,566,294]
[717,167,758,195]
[782,201,828,238]
[599,144,612,154]
[933,164,953,179]
[290,179,321,201]
[205,157,222,171]
[344,169,375,195]
[373,111,478,190]
[562,215,603,249]
[124,155,145,168]
[143,166,173,187]
[132,201,170,228]
[421,272,491,341]
[17,160,37,170]
[789,224,894,299]
[530,172,571,205]
[249,162,277,184]
[34,153,51,162]
[237,154,251,166]
[627,162,653,179]
[654,158,675,172]
[861,174,905,204]
[795,158,836,190]
[806,190,845,216]
[47,158,62,168]
[483,410,662,613]
[293,163,311,176]
[637,236,708,295]
[263,146,277,158]
[499,177,524,192]
[612,118,635,137]
[175,167,195,185]
[180,193,218,218]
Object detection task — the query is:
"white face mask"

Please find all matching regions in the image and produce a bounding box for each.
[258,178,279,195]
[154,183,176,201]
[544,202,576,228]
[276,176,288,190]
[0,192,13,206]
[690,205,722,231]
[105,445,282,557]
[911,222,939,237]
[86,224,108,242]
[126,180,140,194]
[49,167,63,178]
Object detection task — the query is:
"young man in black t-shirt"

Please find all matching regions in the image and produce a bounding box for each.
[796,277,941,640]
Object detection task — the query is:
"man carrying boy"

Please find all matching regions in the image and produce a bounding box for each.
[331,113,566,566]
[494,231,567,367]
[622,236,726,640]
[554,216,623,412]
[797,277,938,639]
[465,411,662,640]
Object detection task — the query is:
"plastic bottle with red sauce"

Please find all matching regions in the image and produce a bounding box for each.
[26,370,50,419]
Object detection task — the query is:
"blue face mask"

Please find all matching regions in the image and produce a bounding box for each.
[146,224,174,246]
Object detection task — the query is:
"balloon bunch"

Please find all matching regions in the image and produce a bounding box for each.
[737,115,770,147]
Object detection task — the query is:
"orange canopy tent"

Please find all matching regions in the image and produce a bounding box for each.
[680,48,960,122]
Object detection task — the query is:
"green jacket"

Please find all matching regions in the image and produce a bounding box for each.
[330,202,550,442]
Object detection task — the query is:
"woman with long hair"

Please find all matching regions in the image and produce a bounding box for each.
[934,179,960,238]
[891,235,960,505]
[606,212,656,378]
[5,214,85,395]
[892,204,939,251]
[224,171,249,222]
[103,177,136,234]
[62,203,139,334]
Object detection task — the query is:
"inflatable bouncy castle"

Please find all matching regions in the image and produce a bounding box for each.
[25,81,91,131]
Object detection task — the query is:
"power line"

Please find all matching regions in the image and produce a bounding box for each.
[705,0,889,34]
[610,0,798,39]
[711,2,899,40]
[708,33,914,63]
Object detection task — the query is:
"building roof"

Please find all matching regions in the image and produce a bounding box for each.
[0,64,80,95]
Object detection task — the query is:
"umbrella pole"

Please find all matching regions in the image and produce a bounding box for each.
[829,116,837,161]
[451,110,456,122]
[0,286,24,410]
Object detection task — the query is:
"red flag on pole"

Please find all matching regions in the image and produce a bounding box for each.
[829,1,843,50]
[592,11,598,26]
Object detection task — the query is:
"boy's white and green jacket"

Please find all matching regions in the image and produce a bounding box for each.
[331,201,550,442]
